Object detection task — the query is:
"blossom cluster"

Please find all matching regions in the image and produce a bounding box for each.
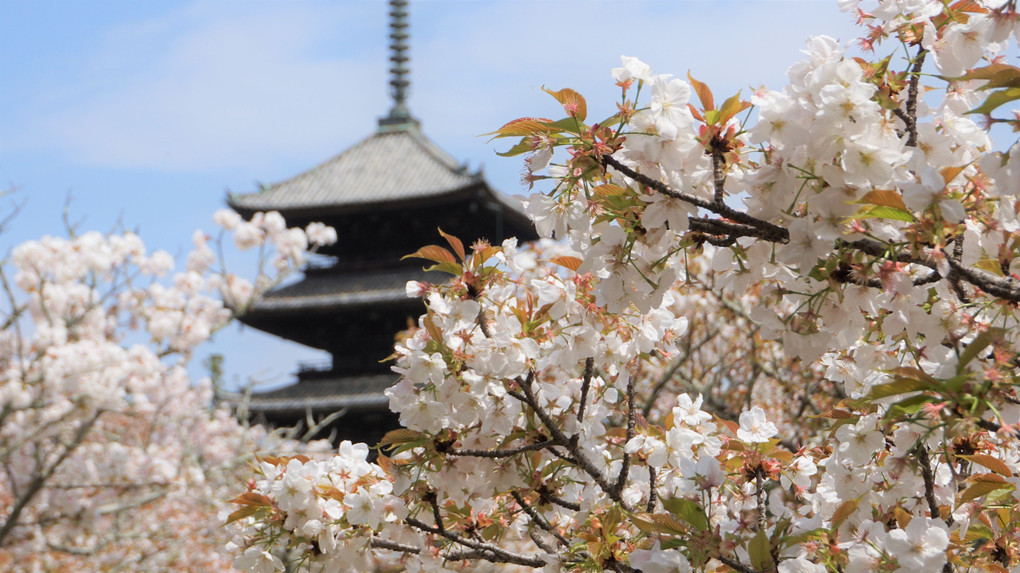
[231,2,1020,572]
[0,210,335,571]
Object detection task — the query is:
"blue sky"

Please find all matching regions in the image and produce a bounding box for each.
[0,1,860,389]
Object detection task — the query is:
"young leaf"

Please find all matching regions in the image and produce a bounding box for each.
[855,205,916,223]
[661,497,709,531]
[403,245,458,265]
[549,256,582,272]
[957,454,1013,477]
[437,228,466,262]
[968,87,1020,116]
[496,138,538,158]
[224,504,266,525]
[748,529,774,571]
[854,189,910,211]
[542,86,588,122]
[830,497,861,528]
[484,117,555,139]
[958,328,1004,372]
[959,473,1013,504]
[687,72,714,111]
[718,91,751,125]
[950,62,1020,90]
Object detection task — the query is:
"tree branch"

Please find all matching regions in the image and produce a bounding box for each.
[601,154,789,243]
[405,517,547,568]
[511,490,570,548]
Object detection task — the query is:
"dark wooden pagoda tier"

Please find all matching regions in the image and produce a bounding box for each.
[227,122,538,444]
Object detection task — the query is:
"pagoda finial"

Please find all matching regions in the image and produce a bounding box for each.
[379,0,419,130]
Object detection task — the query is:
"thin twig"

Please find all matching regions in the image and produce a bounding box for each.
[405,517,546,567]
[601,154,789,243]
[511,490,570,547]
[577,357,595,422]
[613,375,638,498]
[445,439,562,459]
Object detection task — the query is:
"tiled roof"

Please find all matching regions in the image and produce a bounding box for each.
[233,373,398,414]
[246,265,442,313]
[228,127,487,212]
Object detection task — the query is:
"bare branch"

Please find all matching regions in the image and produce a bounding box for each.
[601,154,789,243]
[404,517,546,568]
[577,357,595,423]
[511,490,570,548]
[444,439,562,459]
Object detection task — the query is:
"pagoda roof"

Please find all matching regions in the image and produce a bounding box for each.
[228,126,527,218]
[242,264,441,315]
[235,372,397,415]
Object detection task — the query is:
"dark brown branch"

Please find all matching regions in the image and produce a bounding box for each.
[405,517,546,568]
[717,554,763,573]
[538,486,582,511]
[904,49,927,149]
[511,490,570,548]
[712,147,726,204]
[601,154,789,243]
[371,538,422,554]
[511,371,627,508]
[425,491,446,534]
[688,217,781,242]
[755,474,767,532]
[646,466,658,513]
[577,357,595,422]
[915,445,953,526]
[445,439,562,459]
[613,375,638,498]
[643,329,720,418]
[528,531,555,554]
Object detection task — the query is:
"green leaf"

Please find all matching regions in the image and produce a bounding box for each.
[959,473,1013,503]
[496,138,536,158]
[630,512,686,535]
[544,116,588,134]
[661,497,709,531]
[592,184,627,197]
[748,529,774,571]
[974,259,1005,276]
[379,428,425,447]
[718,91,751,125]
[865,376,931,401]
[424,262,464,276]
[950,63,1020,90]
[830,498,861,528]
[855,205,916,222]
[968,87,1020,116]
[958,328,1004,372]
[885,393,935,419]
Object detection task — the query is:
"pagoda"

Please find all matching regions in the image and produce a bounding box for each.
[227,0,537,446]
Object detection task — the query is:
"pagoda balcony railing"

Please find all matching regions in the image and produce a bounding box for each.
[303,255,338,272]
[296,360,335,380]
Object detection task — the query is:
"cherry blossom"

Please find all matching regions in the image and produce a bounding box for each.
[229,2,1020,572]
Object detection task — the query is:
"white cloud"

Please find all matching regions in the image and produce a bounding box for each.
[15,2,386,172]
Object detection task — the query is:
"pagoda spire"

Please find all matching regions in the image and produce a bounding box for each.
[379,0,419,130]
